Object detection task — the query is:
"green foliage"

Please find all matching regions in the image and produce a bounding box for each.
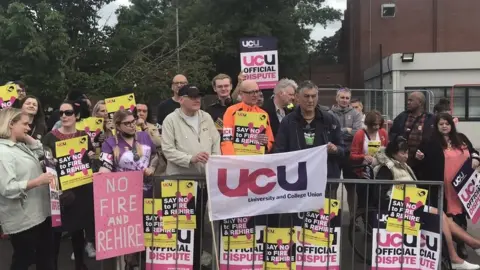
[0,0,342,107]
[309,28,342,65]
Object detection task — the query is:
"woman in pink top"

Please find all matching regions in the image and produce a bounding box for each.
[417,113,480,212]
[416,113,480,266]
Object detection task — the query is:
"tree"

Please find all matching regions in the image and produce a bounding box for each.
[0,0,116,106]
[309,28,342,65]
[0,0,343,106]
[0,2,69,105]
[184,0,342,84]
[103,0,220,100]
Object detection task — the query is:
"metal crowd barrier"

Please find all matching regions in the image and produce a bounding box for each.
[97,176,445,270]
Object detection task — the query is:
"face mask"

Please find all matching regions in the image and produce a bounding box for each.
[121,131,135,139]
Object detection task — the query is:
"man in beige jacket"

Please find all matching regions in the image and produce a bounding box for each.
[160,84,220,269]
[161,85,221,175]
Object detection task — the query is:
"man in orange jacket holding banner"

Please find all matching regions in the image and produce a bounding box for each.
[221,80,274,155]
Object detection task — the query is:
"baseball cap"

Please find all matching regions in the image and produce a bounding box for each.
[178,85,203,98]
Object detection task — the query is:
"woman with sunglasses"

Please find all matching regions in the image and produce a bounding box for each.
[42,101,95,270]
[98,109,159,269]
[68,100,112,261]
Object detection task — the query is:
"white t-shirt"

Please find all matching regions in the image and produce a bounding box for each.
[181,111,200,134]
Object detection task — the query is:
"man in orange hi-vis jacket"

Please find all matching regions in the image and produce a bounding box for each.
[221,80,274,155]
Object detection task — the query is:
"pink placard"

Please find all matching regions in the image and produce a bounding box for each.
[258,81,278,90]
[93,171,145,260]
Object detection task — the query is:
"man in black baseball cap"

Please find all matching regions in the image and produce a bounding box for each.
[178,84,204,98]
[161,83,219,269]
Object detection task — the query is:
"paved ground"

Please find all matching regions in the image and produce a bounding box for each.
[2,185,480,270]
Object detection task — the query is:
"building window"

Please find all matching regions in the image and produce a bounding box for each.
[468,88,480,118]
[446,88,466,118]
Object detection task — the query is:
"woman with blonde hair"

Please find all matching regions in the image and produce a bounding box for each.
[99,109,159,270]
[92,100,114,138]
[0,108,55,270]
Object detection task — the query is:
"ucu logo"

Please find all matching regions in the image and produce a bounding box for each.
[242,40,261,48]
[420,234,438,251]
[377,233,417,248]
[460,179,476,202]
[242,54,276,66]
[454,171,467,187]
[217,162,308,197]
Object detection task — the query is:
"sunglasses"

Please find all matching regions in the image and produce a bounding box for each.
[59,110,75,117]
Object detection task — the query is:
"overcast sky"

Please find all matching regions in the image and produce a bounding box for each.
[98,0,347,40]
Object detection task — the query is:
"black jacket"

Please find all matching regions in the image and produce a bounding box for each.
[261,97,293,137]
[273,106,345,178]
[389,111,435,172]
[205,98,234,125]
[389,110,435,141]
[417,133,478,210]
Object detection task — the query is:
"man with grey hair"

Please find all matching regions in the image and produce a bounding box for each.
[274,80,344,197]
[262,78,297,136]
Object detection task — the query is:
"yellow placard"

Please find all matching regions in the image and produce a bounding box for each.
[55,136,93,190]
[0,83,18,109]
[160,180,197,230]
[386,185,428,235]
[264,227,296,269]
[77,117,104,158]
[143,198,177,248]
[233,111,268,155]
[105,93,136,118]
[299,198,340,247]
[368,141,381,156]
[221,217,255,249]
[77,117,104,134]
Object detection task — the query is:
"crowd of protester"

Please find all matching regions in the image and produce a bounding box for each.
[1,75,480,270]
